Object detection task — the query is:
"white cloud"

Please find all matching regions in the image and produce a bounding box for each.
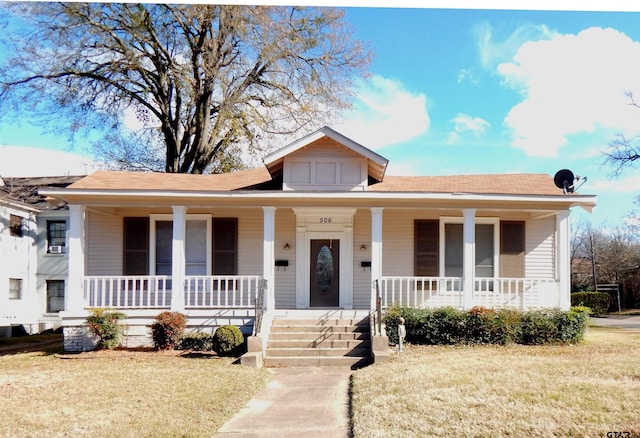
[475,22,557,70]
[446,113,490,144]
[498,27,640,157]
[333,75,430,150]
[0,146,98,177]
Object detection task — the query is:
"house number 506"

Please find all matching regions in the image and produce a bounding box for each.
[320,217,332,224]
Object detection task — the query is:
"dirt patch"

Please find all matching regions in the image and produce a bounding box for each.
[55,346,222,360]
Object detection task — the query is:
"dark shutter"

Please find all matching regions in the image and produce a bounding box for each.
[500,221,525,277]
[415,220,439,276]
[212,218,238,275]
[123,217,149,275]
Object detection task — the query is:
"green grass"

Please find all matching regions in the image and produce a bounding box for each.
[0,347,269,437]
[351,326,640,437]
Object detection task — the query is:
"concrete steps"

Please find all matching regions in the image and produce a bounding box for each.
[264,317,371,369]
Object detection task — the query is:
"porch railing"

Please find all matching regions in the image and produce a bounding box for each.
[84,275,262,309]
[84,275,172,308]
[184,275,262,308]
[379,276,559,310]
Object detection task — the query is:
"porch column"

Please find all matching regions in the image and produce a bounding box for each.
[463,208,476,309]
[66,204,86,314]
[171,206,186,312]
[263,207,276,311]
[556,210,571,310]
[371,208,383,310]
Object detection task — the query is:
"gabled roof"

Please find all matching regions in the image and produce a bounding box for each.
[262,126,389,182]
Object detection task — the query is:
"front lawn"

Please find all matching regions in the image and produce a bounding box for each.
[351,326,640,437]
[0,346,269,437]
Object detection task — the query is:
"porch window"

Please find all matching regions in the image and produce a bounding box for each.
[441,219,498,278]
[46,280,65,313]
[212,218,238,275]
[153,220,210,275]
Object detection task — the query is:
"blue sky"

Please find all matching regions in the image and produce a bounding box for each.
[1,1,640,227]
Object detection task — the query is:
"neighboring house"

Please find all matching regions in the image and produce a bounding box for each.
[0,176,83,336]
[41,127,596,357]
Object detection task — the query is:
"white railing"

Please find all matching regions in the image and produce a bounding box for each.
[473,278,559,309]
[84,276,172,308]
[84,275,263,309]
[184,275,262,308]
[379,277,464,309]
[379,276,559,310]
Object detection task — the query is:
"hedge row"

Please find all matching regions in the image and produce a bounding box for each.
[570,292,611,315]
[383,305,590,346]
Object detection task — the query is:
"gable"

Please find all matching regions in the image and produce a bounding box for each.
[263,126,388,191]
[283,137,369,191]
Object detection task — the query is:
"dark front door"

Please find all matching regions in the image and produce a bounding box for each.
[310,239,340,307]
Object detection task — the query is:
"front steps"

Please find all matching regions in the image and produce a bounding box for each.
[264,317,371,369]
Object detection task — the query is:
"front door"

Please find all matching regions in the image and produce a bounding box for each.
[310,239,340,307]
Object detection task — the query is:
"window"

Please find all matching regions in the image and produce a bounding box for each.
[212,218,238,275]
[440,219,498,279]
[47,220,66,253]
[415,220,439,276]
[9,278,22,300]
[46,280,65,313]
[10,214,23,237]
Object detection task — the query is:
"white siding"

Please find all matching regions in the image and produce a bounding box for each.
[233,208,263,276]
[274,209,296,308]
[353,209,372,309]
[86,211,122,275]
[525,217,556,279]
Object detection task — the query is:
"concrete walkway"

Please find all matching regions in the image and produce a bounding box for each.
[214,367,352,438]
[591,315,640,330]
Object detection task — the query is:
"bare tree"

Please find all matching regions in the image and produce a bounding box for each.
[604,93,640,176]
[0,3,370,173]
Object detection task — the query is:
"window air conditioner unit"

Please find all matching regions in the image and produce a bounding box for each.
[48,245,65,254]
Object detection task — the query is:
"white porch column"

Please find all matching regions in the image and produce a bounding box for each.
[371,208,383,310]
[171,206,186,312]
[556,210,571,310]
[263,207,276,311]
[463,208,476,309]
[66,204,86,314]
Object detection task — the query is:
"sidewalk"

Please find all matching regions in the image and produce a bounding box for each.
[214,367,352,438]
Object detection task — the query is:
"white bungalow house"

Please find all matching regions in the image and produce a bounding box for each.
[41,127,595,364]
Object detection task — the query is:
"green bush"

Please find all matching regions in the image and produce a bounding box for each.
[212,325,244,355]
[571,292,611,315]
[151,311,187,350]
[86,308,127,350]
[382,306,589,346]
[179,332,214,351]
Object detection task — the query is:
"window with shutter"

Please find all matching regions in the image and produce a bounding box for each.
[415,220,439,276]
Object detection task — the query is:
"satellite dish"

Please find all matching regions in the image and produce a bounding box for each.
[554,169,587,194]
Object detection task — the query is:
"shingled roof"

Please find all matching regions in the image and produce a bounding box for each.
[0,175,84,210]
[65,168,567,197]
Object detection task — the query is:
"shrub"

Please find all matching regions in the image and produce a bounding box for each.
[571,292,610,315]
[179,332,214,351]
[86,308,127,349]
[383,306,588,347]
[212,325,244,355]
[151,311,187,350]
